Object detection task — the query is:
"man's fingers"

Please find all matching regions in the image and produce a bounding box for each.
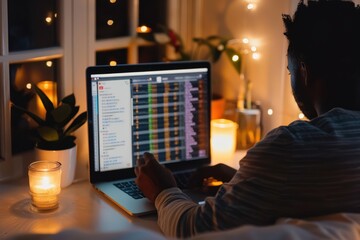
[143,152,162,170]
[137,157,145,166]
[143,152,156,161]
[135,157,145,176]
[134,166,139,176]
[135,154,157,177]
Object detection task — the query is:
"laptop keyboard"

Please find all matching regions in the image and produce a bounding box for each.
[114,181,145,199]
[114,169,196,199]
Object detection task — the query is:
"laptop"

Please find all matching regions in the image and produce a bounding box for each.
[86,61,211,216]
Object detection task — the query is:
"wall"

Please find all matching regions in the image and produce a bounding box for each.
[201,0,295,134]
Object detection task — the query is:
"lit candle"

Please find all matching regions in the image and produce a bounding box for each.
[28,161,61,212]
[211,119,238,166]
[36,81,57,118]
[136,25,152,33]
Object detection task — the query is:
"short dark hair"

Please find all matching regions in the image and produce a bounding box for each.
[283,0,360,109]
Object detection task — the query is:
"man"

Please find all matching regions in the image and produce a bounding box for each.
[135,0,360,237]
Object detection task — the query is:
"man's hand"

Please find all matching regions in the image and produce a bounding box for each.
[134,152,177,202]
[187,163,236,189]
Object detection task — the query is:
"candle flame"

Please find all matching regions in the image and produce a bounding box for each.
[137,25,152,33]
[39,176,55,190]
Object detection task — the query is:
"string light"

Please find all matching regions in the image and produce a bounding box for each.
[252,52,261,60]
[247,3,255,10]
[217,44,225,51]
[245,0,257,11]
[228,37,261,60]
[107,19,114,26]
[26,83,32,90]
[265,107,310,122]
[109,0,117,3]
[109,60,117,66]
[45,17,52,24]
[232,55,240,62]
[46,61,53,67]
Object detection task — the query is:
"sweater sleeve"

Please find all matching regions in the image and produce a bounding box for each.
[155,126,294,238]
[155,187,199,237]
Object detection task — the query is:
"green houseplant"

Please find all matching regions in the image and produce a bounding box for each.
[12,83,87,150]
[139,27,242,74]
[139,27,242,119]
[12,83,87,187]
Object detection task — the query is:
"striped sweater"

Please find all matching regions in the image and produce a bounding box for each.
[155,108,360,238]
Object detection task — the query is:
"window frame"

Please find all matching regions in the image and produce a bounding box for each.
[0,0,203,180]
[0,0,73,180]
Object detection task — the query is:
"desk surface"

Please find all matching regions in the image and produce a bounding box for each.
[0,151,246,239]
[0,178,160,239]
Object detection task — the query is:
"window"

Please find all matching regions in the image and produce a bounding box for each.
[10,60,60,154]
[3,0,67,158]
[8,0,59,51]
[0,0,203,179]
[93,0,169,66]
[0,0,70,168]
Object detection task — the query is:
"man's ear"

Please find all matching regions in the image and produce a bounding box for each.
[300,61,308,87]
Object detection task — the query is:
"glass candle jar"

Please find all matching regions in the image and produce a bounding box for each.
[28,161,61,212]
[236,109,261,149]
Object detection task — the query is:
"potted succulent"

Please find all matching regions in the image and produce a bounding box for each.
[12,83,87,187]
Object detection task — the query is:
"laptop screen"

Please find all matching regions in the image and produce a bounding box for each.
[86,61,211,182]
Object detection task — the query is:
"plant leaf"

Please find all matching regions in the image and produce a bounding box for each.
[50,103,73,124]
[193,37,206,44]
[33,83,54,112]
[225,48,242,74]
[36,135,76,150]
[210,46,222,62]
[37,126,59,142]
[60,135,77,149]
[11,104,46,125]
[64,111,88,136]
[179,51,191,61]
[61,94,76,107]
[57,106,79,128]
[206,35,222,41]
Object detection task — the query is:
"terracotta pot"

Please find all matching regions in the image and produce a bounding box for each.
[35,145,77,188]
[211,95,226,119]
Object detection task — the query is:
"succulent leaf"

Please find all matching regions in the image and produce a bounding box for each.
[64,111,88,136]
[37,135,76,150]
[37,126,59,142]
[12,86,87,150]
[61,94,76,107]
[50,103,72,124]
[12,104,46,125]
[33,83,55,112]
[58,106,80,128]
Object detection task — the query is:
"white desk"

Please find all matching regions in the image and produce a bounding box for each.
[0,150,247,239]
[0,178,160,239]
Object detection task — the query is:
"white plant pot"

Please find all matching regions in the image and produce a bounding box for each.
[35,145,77,188]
